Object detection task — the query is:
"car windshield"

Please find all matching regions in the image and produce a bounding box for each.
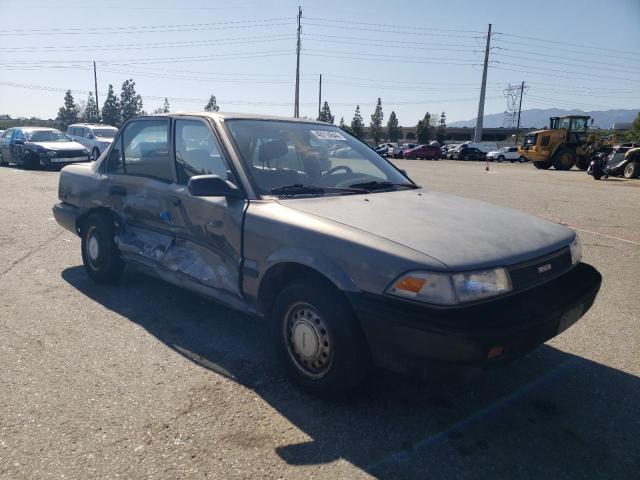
[92,128,117,138]
[26,130,70,143]
[226,120,415,196]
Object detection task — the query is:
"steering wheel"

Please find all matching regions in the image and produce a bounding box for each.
[324,165,353,176]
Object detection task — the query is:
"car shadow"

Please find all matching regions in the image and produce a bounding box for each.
[61,266,639,479]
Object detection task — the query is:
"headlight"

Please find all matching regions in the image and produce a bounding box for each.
[82,148,90,154]
[569,234,582,265]
[386,268,512,306]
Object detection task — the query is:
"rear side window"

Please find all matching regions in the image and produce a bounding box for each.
[541,136,550,146]
[68,127,76,136]
[121,119,172,182]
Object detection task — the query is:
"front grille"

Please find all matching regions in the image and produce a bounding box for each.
[51,150,86,158]
[508,247,572,292]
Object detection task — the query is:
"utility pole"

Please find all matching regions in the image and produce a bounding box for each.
[515,81,526,145]
[473,23,491,143]
[93,61,100,121]
[317,74,322,120]
[294,6,302,118]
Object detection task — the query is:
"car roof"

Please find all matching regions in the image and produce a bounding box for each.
[148,111,330,125]
[19,127,59,132]
[69,123,117,128]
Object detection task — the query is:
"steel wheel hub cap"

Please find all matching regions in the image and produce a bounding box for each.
[88,233,100,261]
[285,303,332,377]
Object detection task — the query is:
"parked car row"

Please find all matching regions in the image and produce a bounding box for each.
[374,141,527,163]
[0,123,118,169]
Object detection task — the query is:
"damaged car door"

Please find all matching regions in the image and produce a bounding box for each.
[163,117,245,300]
[102,116,245,303]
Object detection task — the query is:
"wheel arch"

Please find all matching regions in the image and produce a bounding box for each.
[257,256,357,317]
[76,206,118,235]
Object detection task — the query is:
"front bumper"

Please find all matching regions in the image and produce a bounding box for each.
[348,263,601,377]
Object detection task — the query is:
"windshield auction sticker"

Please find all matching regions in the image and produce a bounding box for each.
[310,130,347,141]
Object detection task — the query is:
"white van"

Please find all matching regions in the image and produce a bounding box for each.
[66,124,118,160]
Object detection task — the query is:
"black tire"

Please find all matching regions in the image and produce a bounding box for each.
[533,161,552,170]
[80,213,125,284]
[624,162,639,179]
[552,147,576,170]
[463,154,470,161]
[22,151,38,170]
[497,155,505,163]
[575,156,589,170]
[0,151,5,166]
[92,147,100,161]
[271,278,370,395]
[519,156,526,163]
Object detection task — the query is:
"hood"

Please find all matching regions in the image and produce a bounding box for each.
[280,189,575,271]
[33,141,86,151]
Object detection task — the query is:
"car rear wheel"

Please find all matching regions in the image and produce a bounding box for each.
[271,279,370,395]
[533,161,552,170]
[624,161,639,179]
[519,156,526,163]
[81,213,125,284]
[92,147,100,161]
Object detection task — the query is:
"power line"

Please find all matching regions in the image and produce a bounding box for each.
[494,31,640,57]
[304,16,486,34]
[0,34,295,53]
[0,19,294,36]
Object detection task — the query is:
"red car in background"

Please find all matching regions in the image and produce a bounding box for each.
[404,144,442,160]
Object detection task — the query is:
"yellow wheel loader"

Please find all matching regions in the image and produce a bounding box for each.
[518,115,604,171]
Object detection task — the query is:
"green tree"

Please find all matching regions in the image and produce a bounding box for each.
[101,84,120,126]
[386,110,401,142]
[416,112,435,144]
[317,101,334,124]
[83,92,99,123]
[338,117,351,134]
[369,98,384,145]
[56,90,79,129]
[205,95,219,112]
[350,105,365,139]
[162,98,170,113]
[120,79,143,124]
[436,111,447,143]
[625,112,640,141]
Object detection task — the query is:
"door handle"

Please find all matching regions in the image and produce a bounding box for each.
[109,185,127,196]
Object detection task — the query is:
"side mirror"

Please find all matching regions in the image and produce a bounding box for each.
[187,175,243,198]
[14,139,24,145]
[399,168,408,177]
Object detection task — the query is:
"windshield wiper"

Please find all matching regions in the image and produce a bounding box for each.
[270,184,325,196]
[348,180,419,191]
[269,184,368,197]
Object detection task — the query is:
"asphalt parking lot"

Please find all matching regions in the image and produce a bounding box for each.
[1,160,638,479]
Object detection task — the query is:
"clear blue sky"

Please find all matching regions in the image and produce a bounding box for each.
[1,0,639,126]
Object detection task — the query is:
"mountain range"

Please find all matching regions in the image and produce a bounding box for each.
[449,108,639,129]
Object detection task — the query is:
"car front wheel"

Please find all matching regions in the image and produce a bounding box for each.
[272,279,370,395]
[81,213,125,284]
[497,155,504,162]
[92,147,100,161]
